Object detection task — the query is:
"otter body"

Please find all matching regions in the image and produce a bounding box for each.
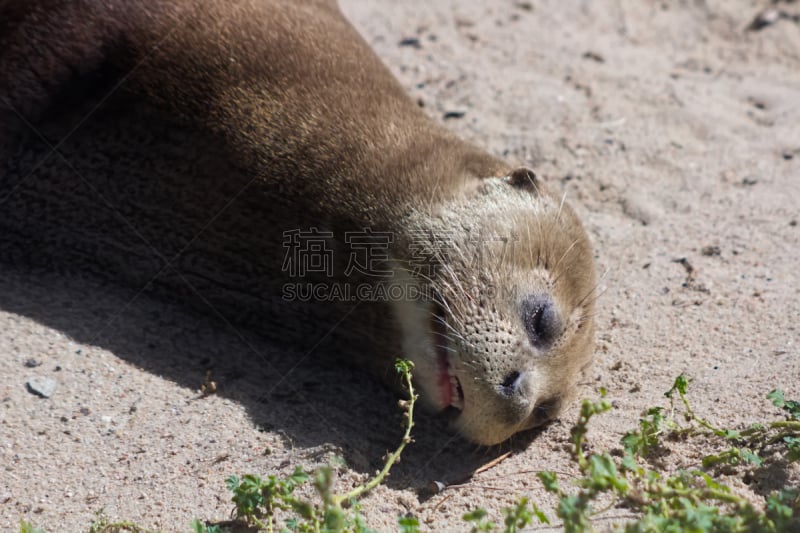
[0,0,596,444]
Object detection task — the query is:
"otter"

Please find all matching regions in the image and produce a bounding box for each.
[0,0,596,445]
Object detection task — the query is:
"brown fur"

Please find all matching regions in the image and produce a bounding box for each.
[0,0,596,444]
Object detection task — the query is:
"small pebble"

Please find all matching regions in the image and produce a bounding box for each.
[398,37,421,49]
[23,358,41,368]
[582,50,605,63]
[26,377,57,398]
[442,110,466,120]
[748,9,780,31]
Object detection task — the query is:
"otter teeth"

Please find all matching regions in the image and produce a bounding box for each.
[448,369,464,410]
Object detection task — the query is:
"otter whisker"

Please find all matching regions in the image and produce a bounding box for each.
[434,250,474,304]
[552,238,580,276]
[578,284,611,311]
[430,314,465,340]
[575,266,612,309]
[434,343,458,354]
[523,216,536,270]
[550,243,597,288]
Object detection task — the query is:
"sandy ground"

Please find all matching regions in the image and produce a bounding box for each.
[2,0,800,531]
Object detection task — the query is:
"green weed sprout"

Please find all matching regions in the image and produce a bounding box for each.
[536,377,799,532]
[20,371,799,532]
[221,359,417,532]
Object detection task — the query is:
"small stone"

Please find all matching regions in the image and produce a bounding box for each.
[442,110,466,120]
[23,358,41,368]
[582,50,605,63]
[398,37,421,49]
[748,9,780,31]
[26,377,57,398]
[701,245,721,257]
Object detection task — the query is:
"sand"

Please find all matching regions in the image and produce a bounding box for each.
[2,0,799,531]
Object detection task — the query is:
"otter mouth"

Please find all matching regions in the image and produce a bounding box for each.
[431,302,464,414]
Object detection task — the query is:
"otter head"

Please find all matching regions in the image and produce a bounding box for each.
[391,168,596,445]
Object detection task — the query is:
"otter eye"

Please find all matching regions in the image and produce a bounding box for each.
[520,294,561,349]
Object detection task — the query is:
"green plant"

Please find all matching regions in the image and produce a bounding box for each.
[86,510,161,533]
[21,366,794,532]
[19,520,45,533]
[654,377,800,469]
[396,515,420,533]
[215,359,556,533]
[535,378,800,532]
[220,359,418,532]
[189,519,223,533]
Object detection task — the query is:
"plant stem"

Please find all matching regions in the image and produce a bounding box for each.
[332,364,417,505]
[770,421,800,430]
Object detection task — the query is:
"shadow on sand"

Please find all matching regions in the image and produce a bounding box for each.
[0,264,547,491]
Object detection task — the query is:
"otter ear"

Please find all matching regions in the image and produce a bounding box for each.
[503,167,540,193]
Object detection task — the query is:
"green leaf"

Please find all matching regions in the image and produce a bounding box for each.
[740,448,763,466]
[394,359,414,375]
[397,515,420,533]
[288,466,310,486]
[462,508,488,522]
[767,389,785,408]
[586,454,629,493]
[690,470,730,493]
[784,436,800,462]
[531,503,550,525]
[19,521,45,533]
[189,520,223,533]
[224,475,240,491]
[537,471,560,493]
[290,500,315,520]
[621,452,640,473]
[721,429,741,440]
[323,505,346,531]
[665,375,688,398]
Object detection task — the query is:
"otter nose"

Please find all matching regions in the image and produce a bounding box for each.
[500,370,524,396]
[521,294,561,349]
[497,371,562,428]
